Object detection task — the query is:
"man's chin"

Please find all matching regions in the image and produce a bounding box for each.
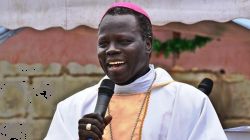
[107,76,128,85]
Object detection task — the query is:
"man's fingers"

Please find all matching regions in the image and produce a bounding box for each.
[79,124,103,137]
[78,113,111,140]
[83,113,104,123]
[104,115,112,126]
[79,118,105,131]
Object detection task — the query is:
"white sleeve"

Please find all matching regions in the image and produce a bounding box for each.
[44,103,75,140]
[188,97,228,140]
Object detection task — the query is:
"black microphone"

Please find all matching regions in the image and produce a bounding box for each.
[198,78,213,96]
[94,79,115,118]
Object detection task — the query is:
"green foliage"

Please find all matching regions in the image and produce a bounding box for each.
[152,35,212,58]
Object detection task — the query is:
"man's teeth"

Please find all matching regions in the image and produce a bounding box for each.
[109,61,124,65]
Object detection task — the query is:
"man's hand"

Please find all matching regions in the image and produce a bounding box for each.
[78,113,112,140]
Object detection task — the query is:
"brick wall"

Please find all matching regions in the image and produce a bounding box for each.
[0,61,104,140]
[0,60,250,139]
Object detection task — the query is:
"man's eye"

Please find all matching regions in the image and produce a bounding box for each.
[98,42,108,48]
[119,40,133,45]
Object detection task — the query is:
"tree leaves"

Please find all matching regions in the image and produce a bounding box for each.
[152,35,212,58]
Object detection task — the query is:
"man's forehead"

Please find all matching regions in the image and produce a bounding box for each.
[99,15,139,31]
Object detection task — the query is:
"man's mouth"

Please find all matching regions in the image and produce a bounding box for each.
[107,61,125,68]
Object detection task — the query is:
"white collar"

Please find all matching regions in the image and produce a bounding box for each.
[114,64,155,94]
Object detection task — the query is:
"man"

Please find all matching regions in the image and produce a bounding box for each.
[45,2,227,140]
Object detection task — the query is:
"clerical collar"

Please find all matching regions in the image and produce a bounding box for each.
[114,64,155,94]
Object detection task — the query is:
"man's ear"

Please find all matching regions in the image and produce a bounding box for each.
[145,38,152,54]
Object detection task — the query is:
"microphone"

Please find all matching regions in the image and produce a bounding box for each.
[197,78,213,96]
[94,79,115,118]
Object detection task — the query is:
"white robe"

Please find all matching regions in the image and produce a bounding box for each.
[44,65,227,140]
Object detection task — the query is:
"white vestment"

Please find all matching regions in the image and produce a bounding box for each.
[44,65,228,140]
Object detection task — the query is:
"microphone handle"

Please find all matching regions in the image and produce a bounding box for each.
[94,94,111,118]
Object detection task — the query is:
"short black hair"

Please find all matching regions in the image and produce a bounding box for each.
[99,7,153,44]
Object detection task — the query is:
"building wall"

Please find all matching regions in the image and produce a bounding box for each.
[0,23,250,78]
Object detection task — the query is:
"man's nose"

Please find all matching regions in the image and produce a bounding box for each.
[106,42,121,56]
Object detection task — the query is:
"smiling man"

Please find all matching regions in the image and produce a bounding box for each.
[97,13,151,85]
[45,2,227,140]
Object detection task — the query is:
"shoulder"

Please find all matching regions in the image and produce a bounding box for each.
[170,81,211,113]
[172,81,207,99]
[154,67,207,98]
[57,84,99,109]
[53,83,100,124]
[154,67,209,107]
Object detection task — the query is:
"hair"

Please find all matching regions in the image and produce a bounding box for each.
[99,7,153,44]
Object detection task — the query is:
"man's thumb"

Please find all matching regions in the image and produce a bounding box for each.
[104,115,112,127]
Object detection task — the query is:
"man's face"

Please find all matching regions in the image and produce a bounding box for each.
[97,14,151,85]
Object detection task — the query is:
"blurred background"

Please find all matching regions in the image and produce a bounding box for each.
[0,0,250,139]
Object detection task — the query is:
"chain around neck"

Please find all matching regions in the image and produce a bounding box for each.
[107,72,157,140]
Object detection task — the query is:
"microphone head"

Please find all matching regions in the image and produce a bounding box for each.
[95,79,115,117]
[98,79,115,97]
[198,78,213,96]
